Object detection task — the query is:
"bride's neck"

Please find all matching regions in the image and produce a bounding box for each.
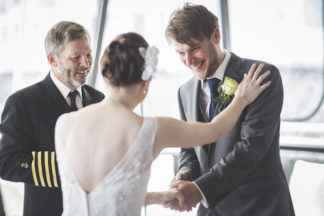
[106,85,141,110]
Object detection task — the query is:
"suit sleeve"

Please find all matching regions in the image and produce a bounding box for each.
[0,96,60,188]
[177,88,201,180]
[195,65,283,207]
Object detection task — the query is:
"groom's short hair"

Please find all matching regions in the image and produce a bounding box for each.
[165,3,219,46]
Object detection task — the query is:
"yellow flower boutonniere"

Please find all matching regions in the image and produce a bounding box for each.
[213,76,238,112]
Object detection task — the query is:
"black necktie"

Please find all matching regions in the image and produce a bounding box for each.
[68,91,79,112]
[205,78,219,121]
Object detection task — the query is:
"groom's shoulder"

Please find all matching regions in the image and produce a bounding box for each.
[239,56,280,74]
[233,58,281,83]
[231,52,279,73]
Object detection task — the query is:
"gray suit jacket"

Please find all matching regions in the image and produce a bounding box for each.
[177,53,295,216]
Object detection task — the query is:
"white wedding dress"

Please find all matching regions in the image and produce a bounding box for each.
[55,117,157,216]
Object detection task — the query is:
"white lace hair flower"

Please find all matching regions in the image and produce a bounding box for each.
[139,46,159,80]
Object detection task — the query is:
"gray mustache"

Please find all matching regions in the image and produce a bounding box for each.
[77,67,89,72]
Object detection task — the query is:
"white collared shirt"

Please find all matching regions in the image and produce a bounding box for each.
[199,50,231,119]
[192,50,231,207]
[50,71,83,110]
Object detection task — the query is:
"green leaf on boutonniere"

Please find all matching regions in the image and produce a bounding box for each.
[213,76,238,112]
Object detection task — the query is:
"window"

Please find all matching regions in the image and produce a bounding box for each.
[228,0,324,148]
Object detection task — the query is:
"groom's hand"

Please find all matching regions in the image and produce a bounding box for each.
[173,180,202,209]
[163,173,191,211]
[164,180,202,211]
[170,173,190,186]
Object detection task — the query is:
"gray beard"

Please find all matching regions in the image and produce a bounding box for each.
[65,70,82,88]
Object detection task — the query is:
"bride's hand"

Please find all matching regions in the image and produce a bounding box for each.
[161,188,185,208]
[235,63,271,106]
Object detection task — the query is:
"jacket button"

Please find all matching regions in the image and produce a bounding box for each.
[21,162,28,168]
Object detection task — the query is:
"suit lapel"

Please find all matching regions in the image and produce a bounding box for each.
[186,78,201,122]
[187,79,211,155]
[40,73,70,113]
[213,53,243,116]
[41,73,103,112]
[209,53,243,158]
[223,53,242,84]
[82,86,95,107]
[198,101,209,122]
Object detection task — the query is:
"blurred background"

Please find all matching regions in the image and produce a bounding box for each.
[0,0,323,215]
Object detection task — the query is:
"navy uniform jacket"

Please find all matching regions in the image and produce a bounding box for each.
[0,73,105,216]
[177,53,295,216]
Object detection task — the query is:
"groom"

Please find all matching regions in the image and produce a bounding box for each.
[164,3,295,216]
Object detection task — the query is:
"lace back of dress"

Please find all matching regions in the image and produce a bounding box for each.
[97,117,158,216]
[58,117,158,216]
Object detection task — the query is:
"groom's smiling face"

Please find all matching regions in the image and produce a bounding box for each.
[174,36,220,80]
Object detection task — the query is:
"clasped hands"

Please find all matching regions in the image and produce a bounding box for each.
[162,173,203,212]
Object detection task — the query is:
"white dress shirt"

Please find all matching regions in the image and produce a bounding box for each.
[199,50,231,120]
[194,50,231,207]
[50,72,83,110]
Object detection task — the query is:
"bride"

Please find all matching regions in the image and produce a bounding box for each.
[55,32,270,215]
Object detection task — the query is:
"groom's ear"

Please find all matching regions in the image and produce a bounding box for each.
[211,29,221,44]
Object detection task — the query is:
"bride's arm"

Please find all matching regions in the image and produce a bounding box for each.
[144,189,184,206]
[153,63,271,157]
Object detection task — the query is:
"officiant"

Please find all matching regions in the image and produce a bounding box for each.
[0,21,104,216]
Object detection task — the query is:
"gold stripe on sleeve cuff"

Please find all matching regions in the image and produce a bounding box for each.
[37,152,45,187]
[31,151,39,187]
[44,151,52,188]
[51,151,58,187]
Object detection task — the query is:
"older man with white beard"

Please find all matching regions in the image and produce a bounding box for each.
[0,21,104,216]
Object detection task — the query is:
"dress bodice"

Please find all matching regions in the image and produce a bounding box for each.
[56,117,157,216]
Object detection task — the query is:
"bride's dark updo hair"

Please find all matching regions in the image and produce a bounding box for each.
[100,32,148,86]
